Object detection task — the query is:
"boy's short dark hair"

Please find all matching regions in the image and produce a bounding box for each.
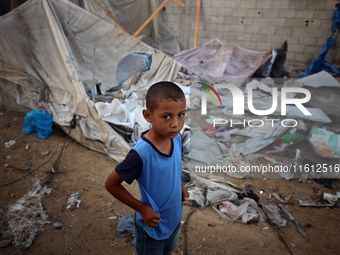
[146,81,185,112]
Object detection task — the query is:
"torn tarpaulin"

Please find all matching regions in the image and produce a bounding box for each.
[301,6,340,77]
[172,39,272,85]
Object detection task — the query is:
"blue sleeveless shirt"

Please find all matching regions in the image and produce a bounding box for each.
[117,133,183,240]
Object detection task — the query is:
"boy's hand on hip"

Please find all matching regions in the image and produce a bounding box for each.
[140,204,161,228]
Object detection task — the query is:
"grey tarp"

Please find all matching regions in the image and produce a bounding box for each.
[0,0,181,161]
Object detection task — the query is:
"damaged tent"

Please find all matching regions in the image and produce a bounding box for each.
[0,0,181,161]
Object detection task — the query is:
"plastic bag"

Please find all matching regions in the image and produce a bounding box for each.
[116,215,135,237]
[23,110,53,139]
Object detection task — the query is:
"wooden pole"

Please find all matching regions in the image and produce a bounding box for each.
[133,0,171,37]
[194,0,201,48]
[172,0,186,8]
[102,8,128,34]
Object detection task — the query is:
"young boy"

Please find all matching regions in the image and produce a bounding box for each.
[105,81,189,255]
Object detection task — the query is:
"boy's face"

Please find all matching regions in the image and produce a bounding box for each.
[143,98,186,139]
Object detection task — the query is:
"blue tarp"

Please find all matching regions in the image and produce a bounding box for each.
[301,7,340,77]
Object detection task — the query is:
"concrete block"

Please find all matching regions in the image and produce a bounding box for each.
[315,10,334,19]
[308,27,330,37]
[241,41,257,50]
[289,44,305,53]
[292,27,309,36]
[269,18,286,26]
[304,45,322,54]
[289,0,308,9]
[305,19,321,29]
[256,0,272,9]
[296,10,315,19]
[245,25,261,34]
[316,37,327,46]
[225,0,240,8]
[272,0,289,9]
[231,9,247,17]
[239,17,254,25]
[250,34,265,42]
[285,18,303,27]
[224,39,239,46]
[275,27,293,35]
[230,24,245,33]
[299,37,317,46]
[262,9,279,18]
[223,32,238,40]
[259,26,276,35]
[210,30,224,39]
[307,0,327,9]
[294,53,313,64]
[205,23,217,31]
[286,52,295,62]
[224,16,240,24]
[256,42,272,51]
[237,33,251,41]
[216,24,231,31]
[321,19,332,29]
[326,0,339,10]
[279,10,296,18]
[210,16,224,24]
[212,0,226,8]
[266,34,283,43]
[217,8,233,16]
[203,7,218,16]
[285,35,301,44]
[247,9,263,17]
[255,18,274,26]
[240,0,256,9]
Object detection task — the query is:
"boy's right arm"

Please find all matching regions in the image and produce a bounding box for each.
[105,170,161,228]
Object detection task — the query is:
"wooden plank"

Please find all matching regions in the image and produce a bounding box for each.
[102,8,128,34]
[171,0,186,8]
[133,0,171,37]
[194,0,201,48]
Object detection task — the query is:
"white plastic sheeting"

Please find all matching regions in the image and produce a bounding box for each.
[0,0,181,161]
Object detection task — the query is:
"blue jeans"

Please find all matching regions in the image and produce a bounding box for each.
[134,214,180,255]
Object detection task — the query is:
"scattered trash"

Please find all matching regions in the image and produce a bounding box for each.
[279,133,305,143]
[262,204,287,227]
[322,192,338,204]
[23,110,53,139]
[5,155,12,159]
[187,187,208,207]
[271,193,291,204]
[116,215,135,237]
[39,151,50,156]
[108,216,118,220]
[201,125,217,134]
[25,144,29,150]
[4,140,16,148]
[53,221,63,229]
[278,204,306,237]
[1,180,52,248]
[66,192,81,210]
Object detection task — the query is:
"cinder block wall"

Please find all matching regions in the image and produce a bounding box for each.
[162,0,340,66]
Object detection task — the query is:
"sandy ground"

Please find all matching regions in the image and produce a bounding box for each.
[0,110,340,255]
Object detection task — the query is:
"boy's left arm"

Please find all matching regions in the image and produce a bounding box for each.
[181,183,189,201]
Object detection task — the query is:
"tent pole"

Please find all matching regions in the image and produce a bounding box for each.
[194,0,201,48]
[92,48,96,103]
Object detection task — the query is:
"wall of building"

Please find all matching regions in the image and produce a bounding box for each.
[162,0,340,66]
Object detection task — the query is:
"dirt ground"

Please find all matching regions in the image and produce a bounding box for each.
[0,110,339,255]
